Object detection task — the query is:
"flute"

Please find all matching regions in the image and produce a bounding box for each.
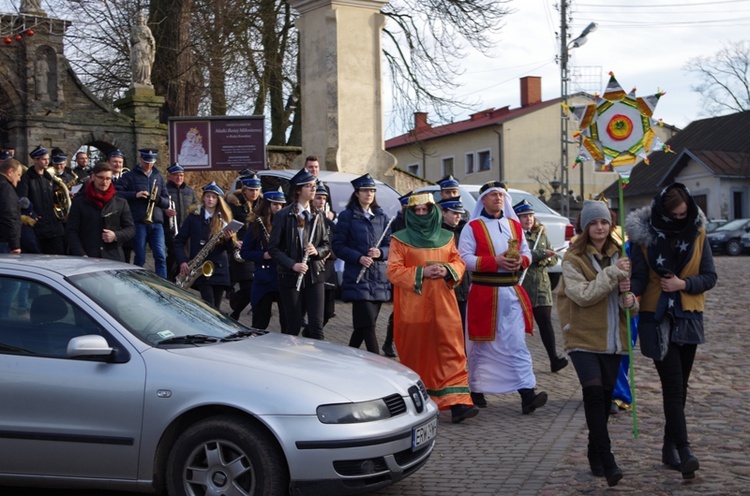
[355,215,396,284]
[295,212,320,291]
[518,224,545,286]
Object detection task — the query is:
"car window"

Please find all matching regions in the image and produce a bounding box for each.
[716,219,749,231]
[70,269,248,345]
[0,277,107,357]
[510,191,560,216]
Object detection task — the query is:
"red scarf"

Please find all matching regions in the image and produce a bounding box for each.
[84,180,116,210]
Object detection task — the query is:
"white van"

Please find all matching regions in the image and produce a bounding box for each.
[414,184,574,288]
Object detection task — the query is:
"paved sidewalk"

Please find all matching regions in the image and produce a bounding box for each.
[231,256,748,495]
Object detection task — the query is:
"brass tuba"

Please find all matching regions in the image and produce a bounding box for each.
[46,167,72,221]
[144,179,158,224]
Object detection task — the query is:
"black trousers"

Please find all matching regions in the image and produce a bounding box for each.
[198,284,225,310]
[654,342,697,449]
[279,280,325,340]
[349,300,382,353]
[252,291,287,331]
[533,305,561,363]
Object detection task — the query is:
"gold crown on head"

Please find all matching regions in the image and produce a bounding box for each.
[407,193,435,207]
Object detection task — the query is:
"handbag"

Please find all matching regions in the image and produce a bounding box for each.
[639,313,671,361]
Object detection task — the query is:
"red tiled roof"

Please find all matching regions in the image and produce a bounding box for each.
[385,97,566,149]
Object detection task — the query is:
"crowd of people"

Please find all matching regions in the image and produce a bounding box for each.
[0,144,716,486]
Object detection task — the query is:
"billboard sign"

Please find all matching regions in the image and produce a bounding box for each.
[168,116,266,170]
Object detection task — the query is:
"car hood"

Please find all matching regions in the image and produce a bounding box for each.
[152,332,421,409]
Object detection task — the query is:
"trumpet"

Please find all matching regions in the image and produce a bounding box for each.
[144,179,158,224]
[168,195,178,235]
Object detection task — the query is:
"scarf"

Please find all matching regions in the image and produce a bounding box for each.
[647,182,700,277]
[391,205,453,248]
[84,180,116,210]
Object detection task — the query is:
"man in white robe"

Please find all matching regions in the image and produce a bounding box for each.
[458,181,548,414]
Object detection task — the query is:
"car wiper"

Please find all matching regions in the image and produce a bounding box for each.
[225,329,267,340]
[0,343,32,354]
[158,334,225,345]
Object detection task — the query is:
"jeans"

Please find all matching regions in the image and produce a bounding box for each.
[654,342,697,449]
[133,223,167,278]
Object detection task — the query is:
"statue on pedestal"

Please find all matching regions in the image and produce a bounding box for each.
[21,0,45,14]
[130,12,155,87]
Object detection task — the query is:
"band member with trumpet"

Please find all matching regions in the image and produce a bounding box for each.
[50,149,79,195]
[239,186,287,329]
[115,147,169,278]
[164,163,198,280]
[267,167,331,340]
[175,182,238,309]
[66,162,135,261]
[17,145,67,254]
[332,173,391,354]
[226,172,262,319]
[108,149,128,183]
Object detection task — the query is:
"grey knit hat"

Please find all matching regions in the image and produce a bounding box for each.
[580,200,611,230]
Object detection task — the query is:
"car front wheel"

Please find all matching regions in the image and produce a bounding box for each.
[166,415,289,496]
[726,239,742,256]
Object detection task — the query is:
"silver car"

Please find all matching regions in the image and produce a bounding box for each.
[0,255,437,495]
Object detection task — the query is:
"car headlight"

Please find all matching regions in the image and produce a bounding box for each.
[317,399,391,424]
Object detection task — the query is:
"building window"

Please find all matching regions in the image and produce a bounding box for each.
[407,163,420,177]
[442,157,454,177]
[478,150,491,171]
[465,153,475,174]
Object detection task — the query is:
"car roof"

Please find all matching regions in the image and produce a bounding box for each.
[0,254,141,277]
[257,169,389,185]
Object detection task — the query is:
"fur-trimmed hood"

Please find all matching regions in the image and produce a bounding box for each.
[225,189,243,207]
[626,205,707,246]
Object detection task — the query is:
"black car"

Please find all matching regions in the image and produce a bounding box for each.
[706,218,750,255]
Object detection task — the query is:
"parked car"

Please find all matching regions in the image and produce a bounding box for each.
[0,255,437,495]
[741,231,750,252]
[233,169,402,218]
[707,218,750,255]
[413,184,575,288]
[706,219,728,233]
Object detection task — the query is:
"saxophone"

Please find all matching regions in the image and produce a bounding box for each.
[175,227,226,289]
[45,167,71,221]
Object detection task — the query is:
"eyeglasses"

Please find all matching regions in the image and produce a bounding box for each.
[304,184,317,189]
[94,175,113,181]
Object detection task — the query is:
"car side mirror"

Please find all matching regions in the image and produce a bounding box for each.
[67,334,113,359]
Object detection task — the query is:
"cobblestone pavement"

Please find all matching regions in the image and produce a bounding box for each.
[223,256,748,496]
[3,257,747,496]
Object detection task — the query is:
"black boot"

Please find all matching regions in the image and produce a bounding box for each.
[551,356,569,373]
[582,385,622,486]
[519,388,547,414]
[678,446,699,479]
[662,438,681,471]
[470,392,487,408]
[587,439,604,477]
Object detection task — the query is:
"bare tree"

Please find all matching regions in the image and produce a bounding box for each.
[527,161,561,196]
[685,40,750,116]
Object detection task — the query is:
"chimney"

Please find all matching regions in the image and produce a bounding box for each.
[520,76,542,107]
[413,111,430,131]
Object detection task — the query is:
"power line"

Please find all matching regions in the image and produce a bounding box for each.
[577,0,750,7]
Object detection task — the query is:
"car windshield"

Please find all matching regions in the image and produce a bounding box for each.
[68,269,250,345]
[716,219,748,231]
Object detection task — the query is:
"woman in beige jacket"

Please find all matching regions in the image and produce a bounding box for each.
[557,200,638,487]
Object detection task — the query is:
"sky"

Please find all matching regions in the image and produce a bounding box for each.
[383,0,750,137]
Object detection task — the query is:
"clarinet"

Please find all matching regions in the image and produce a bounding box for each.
[295,210,320,292]
[518,224,545,286]
[355,215,395,284]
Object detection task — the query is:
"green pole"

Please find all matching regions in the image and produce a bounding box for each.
[618,176,638,439]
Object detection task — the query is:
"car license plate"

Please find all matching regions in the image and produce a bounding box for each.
[412,416,437,450]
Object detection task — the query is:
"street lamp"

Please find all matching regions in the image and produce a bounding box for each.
[560,18,597,218]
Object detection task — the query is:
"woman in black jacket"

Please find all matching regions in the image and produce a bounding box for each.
[332,173,392,353]
[66,162,135,261]
[175,182,238,309]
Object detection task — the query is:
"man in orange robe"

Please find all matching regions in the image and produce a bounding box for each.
[387,193,479,424]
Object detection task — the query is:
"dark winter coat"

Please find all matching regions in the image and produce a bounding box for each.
[0,174,21,251]
[115,166,170,224]
[17,167,65,240]
[332,204,392,302]
[520,223,558,307]
[240,220,278,307]
[267,204,331,289]
[165,181,199,230]
[226,190,258,286]
[174,208,234,288]
[66,193,135,261]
